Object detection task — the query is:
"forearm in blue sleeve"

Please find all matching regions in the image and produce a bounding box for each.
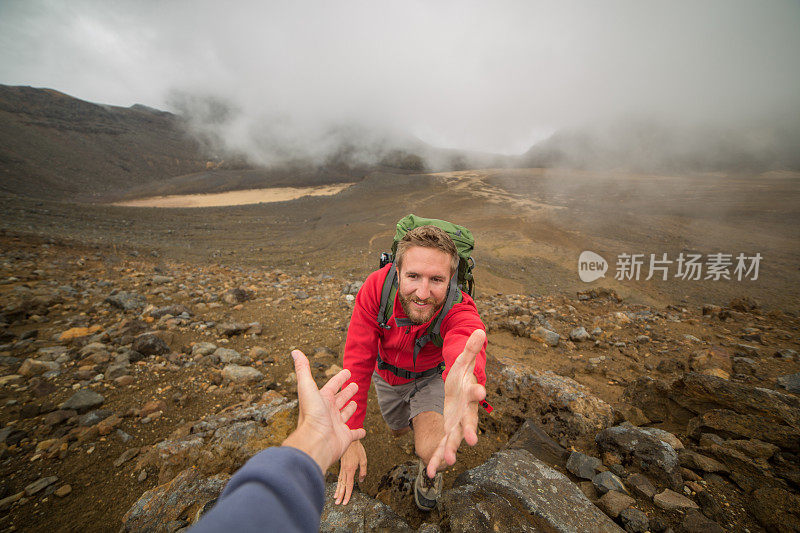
[190,446,325,533]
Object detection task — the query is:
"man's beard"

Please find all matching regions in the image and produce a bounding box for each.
[398,291,445,325]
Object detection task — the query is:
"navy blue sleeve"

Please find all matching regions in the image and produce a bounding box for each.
[190,446,325,533]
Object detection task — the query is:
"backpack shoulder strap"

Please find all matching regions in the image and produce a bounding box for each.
[377,264,397,329]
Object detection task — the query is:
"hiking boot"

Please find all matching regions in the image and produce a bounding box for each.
[414,460,442,512]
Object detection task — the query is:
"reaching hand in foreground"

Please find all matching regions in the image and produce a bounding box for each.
[282,350,367,473]
[426,329,486,478]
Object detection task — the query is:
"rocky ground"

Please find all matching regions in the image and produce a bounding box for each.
[0,231,798,533]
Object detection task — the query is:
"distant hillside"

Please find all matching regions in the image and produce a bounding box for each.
[0,85,515,202]
[521,117,800,173]
[0,85,213,200]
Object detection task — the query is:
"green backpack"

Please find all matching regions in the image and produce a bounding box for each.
[375,214,476,380]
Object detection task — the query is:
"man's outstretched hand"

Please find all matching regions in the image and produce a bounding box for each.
[426,329,486,478]
[282,350,367,473]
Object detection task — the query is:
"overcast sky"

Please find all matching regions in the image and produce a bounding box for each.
[1,0,798,156]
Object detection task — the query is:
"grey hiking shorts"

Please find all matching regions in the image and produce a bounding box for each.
[372,370,445,431]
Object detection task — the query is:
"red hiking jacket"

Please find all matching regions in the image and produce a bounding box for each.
[343,264,487,430]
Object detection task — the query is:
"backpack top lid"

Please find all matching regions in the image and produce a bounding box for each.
[390,214,475,295]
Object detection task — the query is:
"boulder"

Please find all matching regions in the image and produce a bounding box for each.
[597,490,635,519]
[688,346,732,376]
[566,451,602,480]
[507,420,568,470]
[678,450,729,474]
[442,448,623,532]
[687,409,800,451]
[500,365,614,444]
[122,467,228,532]
[626,473,656,500]
[618,508,649,533]
[596,425,682,490]
[777,373,800,394]
[593,471,627,495]
[137,393,296,484]
[681,509,725,533]
[320,483,412,532]
[653,489,698,511]
[748,485,800,533]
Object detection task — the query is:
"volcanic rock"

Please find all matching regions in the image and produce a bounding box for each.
[501,365,614,443]
[60,389,105,412]
[131,334,169,357]
[653,489,698,511]
[105,291,147,311]
[596,425,682,490]
[320,483,412,532]
[443,448,623,532]
[122,467,228,532]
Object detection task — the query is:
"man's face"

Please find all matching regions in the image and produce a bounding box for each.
[397,246,452,324]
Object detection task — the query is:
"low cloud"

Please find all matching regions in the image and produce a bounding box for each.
[1,1,799,168]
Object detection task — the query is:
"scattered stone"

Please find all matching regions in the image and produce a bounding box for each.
[78,409,113,427]
[60,389,105,412]
[678,450,729,473]
[626,473,656,500]
[597,490,635,519]
[593,471,628,495]
[114,448,140,467]
[131,334,169,356]
[567,451,602,480]
[653,489,699,511]
[105,291,147,311]
[221,288,250,304]
[777,373,800,394]
[732,357,757,375]
[640,427,683,450]
[570,327,591,342]
[616,404,650,426]
[0,491,24,512]
[681,509,725,533]
[775,349,798,361]
[221,365,263,383]
[532,326,560,347]
[729,296,759,312]
[18,358,59,377]
[59,325,102,342]
[323,364,342,379]
[24,476,58,496]
[618,508,649,533]
[54,485,72,498]
[192,342,218,356]
[748,485,800,533]
[217,322,249,336]
[214,348,243,364]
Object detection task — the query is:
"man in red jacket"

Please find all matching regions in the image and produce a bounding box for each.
[333,225,487,511]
